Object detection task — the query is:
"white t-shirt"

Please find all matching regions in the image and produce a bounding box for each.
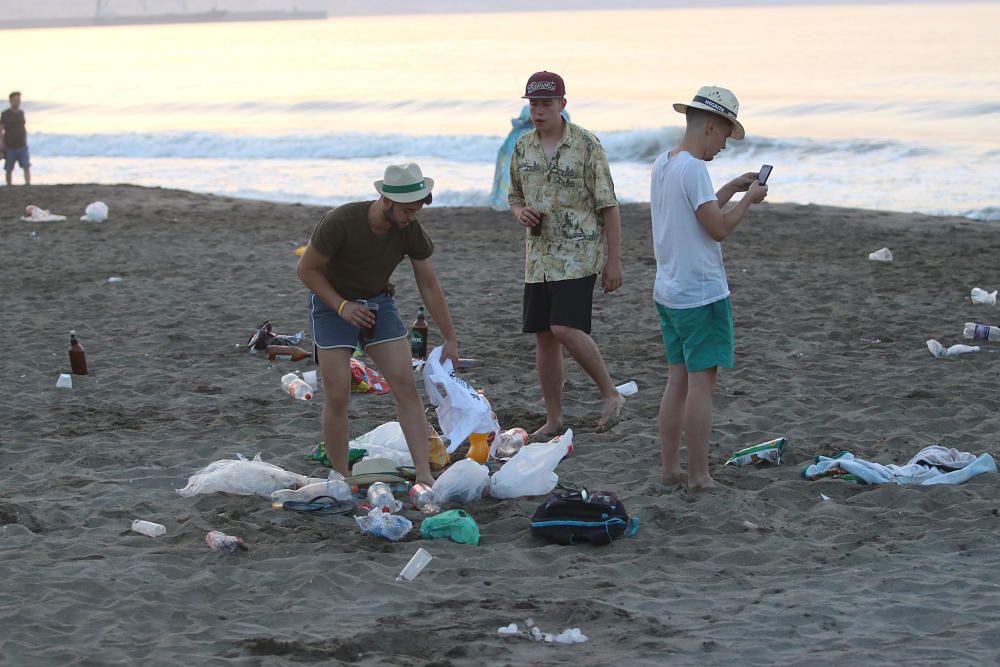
[650,150,729,309]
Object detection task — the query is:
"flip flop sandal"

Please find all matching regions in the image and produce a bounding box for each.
[281,496,356,516]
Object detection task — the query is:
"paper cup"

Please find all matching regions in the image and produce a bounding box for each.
[56,373,73,389]
[303,370,318,390]
[396,547,433,581]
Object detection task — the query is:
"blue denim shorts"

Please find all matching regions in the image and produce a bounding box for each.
[309,292,407,352]
[4,146,29,171]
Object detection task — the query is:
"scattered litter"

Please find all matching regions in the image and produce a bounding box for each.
[497,620,588,644]
[205,530,247,552]
[303,370,318,391]
[615,380,638,397]
[396,547,433,581]
[820,493,832,502]
[489,430,573,499]
[355,507,412,541]
[176,453,307,498]
[867,247,893,262]
[246,320,305,351]
[742,520,760,530]
[131,520,165,537]
[107,276,123,283]
[725,437,786,466]
[81,201,109,222]
[971,288,997,305]
[963,322,1000,342]
[56,373,72,389]
[926,339,979,359]
[22,205,67,222]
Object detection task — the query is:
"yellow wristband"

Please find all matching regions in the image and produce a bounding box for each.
[337,299,348,316]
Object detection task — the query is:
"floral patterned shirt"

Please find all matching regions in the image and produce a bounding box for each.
[509,121,618,283]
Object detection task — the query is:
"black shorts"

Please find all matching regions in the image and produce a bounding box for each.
[522,275,597,334]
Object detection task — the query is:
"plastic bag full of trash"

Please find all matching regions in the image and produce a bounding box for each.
[81,201,109,222]
[176,453,307,498]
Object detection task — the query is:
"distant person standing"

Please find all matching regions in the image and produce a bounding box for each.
[650,86,767,490]
[1,91,30,186]
[508,71,625,436]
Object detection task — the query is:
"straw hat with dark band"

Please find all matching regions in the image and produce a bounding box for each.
[673,85,746,140]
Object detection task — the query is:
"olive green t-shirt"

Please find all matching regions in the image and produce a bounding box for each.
[309,201,434,300]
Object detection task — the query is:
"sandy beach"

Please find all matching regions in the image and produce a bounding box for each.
[1,183,998,666]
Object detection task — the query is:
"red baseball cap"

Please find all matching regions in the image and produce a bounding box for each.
[522,71,565,99]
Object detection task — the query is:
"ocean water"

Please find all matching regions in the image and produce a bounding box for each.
[6,3,999,219]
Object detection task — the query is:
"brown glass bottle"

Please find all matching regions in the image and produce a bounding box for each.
[69,330,88,375]
[410,306,429,359]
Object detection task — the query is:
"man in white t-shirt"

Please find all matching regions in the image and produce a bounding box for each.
[650,85,768,490]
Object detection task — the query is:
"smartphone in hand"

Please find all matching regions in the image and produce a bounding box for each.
[758,164,773,185]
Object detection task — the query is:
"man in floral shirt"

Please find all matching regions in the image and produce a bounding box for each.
[509,71,625,436]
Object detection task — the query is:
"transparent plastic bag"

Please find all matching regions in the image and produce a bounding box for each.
[355,507,412,541]
[431,458,489,504]
[176,453,307,498]
[422,346,497,453]
[489,430,574,499]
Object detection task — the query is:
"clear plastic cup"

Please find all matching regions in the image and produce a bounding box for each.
[396,547,433,581]
[303,370,318,390]
[56,373,73,389]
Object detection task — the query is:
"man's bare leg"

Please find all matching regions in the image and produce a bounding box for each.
[659,363,688,484]
[23,166,29,185]
[533,329,564,438]
[684,367,719,490]
[366,338,434,486]
[5,170,11,186]
[550,324,625,432]
[316,347,354,477]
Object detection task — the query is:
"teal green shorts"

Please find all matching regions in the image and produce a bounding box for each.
[656,297,734,372]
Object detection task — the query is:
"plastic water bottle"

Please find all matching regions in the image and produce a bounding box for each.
[495,428,529,458]
[409,483,441,514]
[205,530,246,552]
[131,520,165,537]
[367,481,401,512]
[271,480,353,508]
[963,322,1000,342]
[281,372,313,400]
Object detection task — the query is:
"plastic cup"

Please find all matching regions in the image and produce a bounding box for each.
[615,380,638,397]
[56,373,73,389]
[303,370,318,390]
[396,547,433,582]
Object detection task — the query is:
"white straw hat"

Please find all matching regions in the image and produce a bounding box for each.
[673,85,746,140]
[374,163,435,203]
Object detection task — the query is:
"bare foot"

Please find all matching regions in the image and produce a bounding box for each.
[688,477,725,493]
[661,470,685,485]
[531,422,564,441]
[596,395,625,433]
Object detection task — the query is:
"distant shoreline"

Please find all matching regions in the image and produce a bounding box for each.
[0,10,326,31]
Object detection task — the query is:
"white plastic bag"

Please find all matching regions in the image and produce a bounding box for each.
[81,201,109,222]
[489,430,574,499]
[176,453,307,498]
[868,247,893,262]
[351,421,413,467]
[422,346,497,453]
[971,287,997,305]
[432,458,489,504]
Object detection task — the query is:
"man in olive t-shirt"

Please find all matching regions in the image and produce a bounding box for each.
[1,91,30,186]
[297,163,460,486]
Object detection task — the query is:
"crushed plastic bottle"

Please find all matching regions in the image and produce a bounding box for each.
[409,483,441,514]
[281,372,313,400]
[963,322,1000,342]
[205,530,247,552]
[367,481,402,512]
[494,428,529,459]
[131,520,165,537]
[355,507,412,541]
[271,479,353,508]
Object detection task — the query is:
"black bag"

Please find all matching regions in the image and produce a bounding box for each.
[530,488,638,546]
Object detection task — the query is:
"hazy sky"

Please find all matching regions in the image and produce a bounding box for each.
[1,0,990,22]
